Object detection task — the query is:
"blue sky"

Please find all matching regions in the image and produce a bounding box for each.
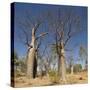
[14,2,87,66]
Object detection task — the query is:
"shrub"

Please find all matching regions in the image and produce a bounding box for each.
[48,70,59,84]
[74,64,82,73]
[15,69,25,77]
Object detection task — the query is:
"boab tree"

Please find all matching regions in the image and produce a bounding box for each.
[16,11,48,79]
[68,55,74,75]
[47,9,81,82]
[26,25,48,79]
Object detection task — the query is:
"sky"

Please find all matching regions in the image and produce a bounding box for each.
[13,2,87,67]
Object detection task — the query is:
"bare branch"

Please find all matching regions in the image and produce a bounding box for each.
[36,38,42,51]
[36,32,48,40]
[37,45,47,60]
[34,23,42,33]
[64,49,73,52]
[64,35,71,46]
[64,26,82,47]
[54,30,60,55]
[16,25,31,47]
[64,13,81,46]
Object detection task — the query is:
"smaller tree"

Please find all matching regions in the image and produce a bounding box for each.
[11,51,22,77]
[13,51,19,71]
[68,56,74,75]
[74,64,82,73]
[79,45,87,70]
[19,57,27,74]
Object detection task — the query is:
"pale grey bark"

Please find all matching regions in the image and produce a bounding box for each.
[59,41,66,82]
[26,28,37,78]
[26,27,48,79]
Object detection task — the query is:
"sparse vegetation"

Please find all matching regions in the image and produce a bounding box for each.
[48,70,59,84]
[12,3,88,87]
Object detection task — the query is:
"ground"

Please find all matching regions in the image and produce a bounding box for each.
[14,71,88,87]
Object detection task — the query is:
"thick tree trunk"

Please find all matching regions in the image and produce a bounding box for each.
[27,48,37,78]
[59,55,66,82]
[58,41,66,82]
[26,29,37,79]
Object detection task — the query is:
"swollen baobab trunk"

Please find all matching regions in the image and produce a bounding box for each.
[26,29,37,79]
[27,48,37,78]
[59,40,66,82]
[26,27,48,79]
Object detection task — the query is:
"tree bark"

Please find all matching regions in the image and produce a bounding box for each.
[58,41,66,82]
[26,29,37,79]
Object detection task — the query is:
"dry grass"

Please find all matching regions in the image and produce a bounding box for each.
[14,71,88,87]
[66,71,88,84]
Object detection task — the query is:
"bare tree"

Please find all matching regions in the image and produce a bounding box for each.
[16,8,82,82]
[68,56,74,75]
[47,8,81,82]
[16,11,48,79]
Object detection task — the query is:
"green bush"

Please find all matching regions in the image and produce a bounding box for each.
[48,70,59,84]
[15,69,25,77]
[66,68,71,74]
[74,64,82,73]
